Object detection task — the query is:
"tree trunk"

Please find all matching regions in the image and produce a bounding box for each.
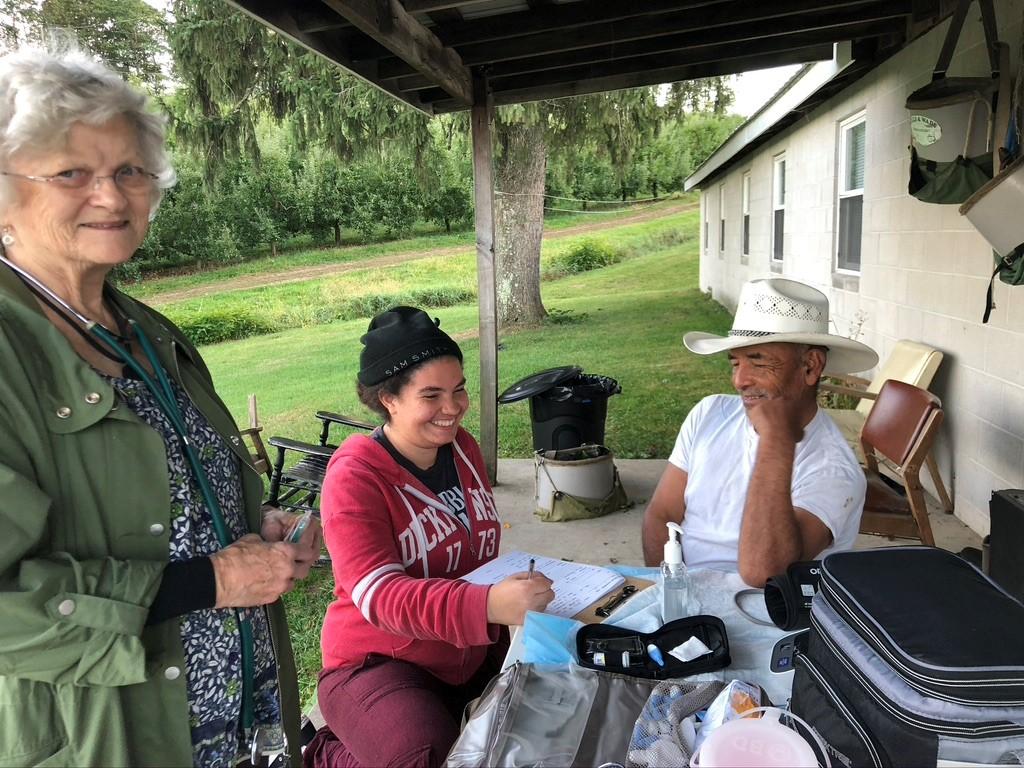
[495,121,547,327]
[333,222,342,246]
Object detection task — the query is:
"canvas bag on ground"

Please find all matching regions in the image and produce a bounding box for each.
[790,547,1024,767]
[445,662,660,768]
[533,444,630,522]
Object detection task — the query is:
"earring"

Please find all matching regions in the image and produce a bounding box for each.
[1,230,13,247]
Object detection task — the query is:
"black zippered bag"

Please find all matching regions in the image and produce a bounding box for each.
[575,615,730,680]
[791,547,1024,767]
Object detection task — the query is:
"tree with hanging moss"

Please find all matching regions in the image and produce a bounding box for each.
[168,0,431,176]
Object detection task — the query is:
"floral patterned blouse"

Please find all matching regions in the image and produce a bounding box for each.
[102,372,282,767]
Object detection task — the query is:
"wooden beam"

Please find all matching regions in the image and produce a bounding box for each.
[321,0,473,105]
[439,0,729,46]
[470,72,499,483]
[453,0,909,65]
[484,33,867,94]
[395,23,868,91]
[458,15,899,80]
[374,0,906,78]
[429,46,833,112]
[438,0,897,46]
[226,1,434,113]
[403,0,482,11]
[290,2,350,33]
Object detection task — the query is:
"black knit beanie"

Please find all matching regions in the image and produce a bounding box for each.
[358,306,463,385]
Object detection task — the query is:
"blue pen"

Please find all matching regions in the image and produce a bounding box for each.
[647,643,666,667]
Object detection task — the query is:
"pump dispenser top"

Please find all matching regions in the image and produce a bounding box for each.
[661,521,687,622]
[663,521,684,567]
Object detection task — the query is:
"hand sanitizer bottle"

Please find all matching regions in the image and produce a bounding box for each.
[661,521,687,623]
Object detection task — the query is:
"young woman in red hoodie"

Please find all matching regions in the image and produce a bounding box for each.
[305,306,555,768]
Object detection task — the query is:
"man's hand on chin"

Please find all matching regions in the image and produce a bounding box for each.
[745,398,805,444]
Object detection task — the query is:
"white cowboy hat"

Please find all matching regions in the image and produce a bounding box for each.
[683,278,878,375]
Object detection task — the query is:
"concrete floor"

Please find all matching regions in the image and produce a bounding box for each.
[492,457,982,567]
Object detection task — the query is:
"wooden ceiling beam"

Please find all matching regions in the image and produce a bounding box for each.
[438,0,729,46]
[437,0,898,47]
[290,3,350,33]
[393,21,887,92]
[402,0,486,11]
[453,0,910,65]
[428,46,835,112]
[472,13,901,75]
[373,0,906,79]
[320,0,473,105]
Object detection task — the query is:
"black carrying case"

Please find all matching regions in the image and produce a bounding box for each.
[791,547,1024,767]
[575,615,730,680]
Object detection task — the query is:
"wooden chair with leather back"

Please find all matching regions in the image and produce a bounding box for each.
[858,379,945,546]
[822,339,953,514]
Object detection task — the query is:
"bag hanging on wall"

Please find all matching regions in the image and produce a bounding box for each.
[960,153,1024,322]
[905,0,1001,204]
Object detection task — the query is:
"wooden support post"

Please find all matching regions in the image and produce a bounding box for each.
[471,71,499,483]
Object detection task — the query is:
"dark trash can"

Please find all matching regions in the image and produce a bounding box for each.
[498,366,622,452]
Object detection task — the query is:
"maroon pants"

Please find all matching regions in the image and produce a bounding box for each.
[304,635,507,768]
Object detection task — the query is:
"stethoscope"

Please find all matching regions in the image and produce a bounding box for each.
[0,254,259,737]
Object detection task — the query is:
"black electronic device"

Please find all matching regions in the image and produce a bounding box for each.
[990,490,1024,602]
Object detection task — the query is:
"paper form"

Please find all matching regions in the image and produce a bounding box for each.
[462,551,625,618]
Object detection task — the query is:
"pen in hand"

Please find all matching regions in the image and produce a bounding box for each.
[527,558,535,580]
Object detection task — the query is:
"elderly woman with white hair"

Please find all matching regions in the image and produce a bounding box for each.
[0,46,317,767]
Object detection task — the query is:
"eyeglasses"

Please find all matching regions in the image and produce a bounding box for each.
[0,166,158,193]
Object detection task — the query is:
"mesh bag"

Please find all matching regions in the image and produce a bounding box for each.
[625,680,724,768]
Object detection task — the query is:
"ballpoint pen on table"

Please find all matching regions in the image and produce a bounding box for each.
[527,558,535,580]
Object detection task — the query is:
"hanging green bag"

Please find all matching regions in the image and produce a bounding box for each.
[908,146,993,204]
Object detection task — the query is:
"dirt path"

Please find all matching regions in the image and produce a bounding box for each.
[149,200,698,306]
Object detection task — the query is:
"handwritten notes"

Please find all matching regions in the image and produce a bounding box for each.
[462,551,624,618]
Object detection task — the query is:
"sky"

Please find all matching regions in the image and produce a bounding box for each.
[730,64,802,117]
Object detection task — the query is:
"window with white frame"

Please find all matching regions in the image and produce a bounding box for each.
[719,184,725,252]
[771,154,785,262]
[742,172,751,256]
[837,112,865,273]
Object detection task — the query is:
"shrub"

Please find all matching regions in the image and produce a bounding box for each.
[545,238,623,277]
[341,287,475,321]
[172,308,277,345]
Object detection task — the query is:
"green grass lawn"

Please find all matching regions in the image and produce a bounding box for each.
[177,204,733,706]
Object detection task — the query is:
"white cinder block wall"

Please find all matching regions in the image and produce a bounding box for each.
[697,0,1024,536]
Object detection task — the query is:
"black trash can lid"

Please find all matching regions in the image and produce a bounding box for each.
[497,365,582,404]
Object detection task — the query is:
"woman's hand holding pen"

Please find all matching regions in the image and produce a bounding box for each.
[485,571,555,626]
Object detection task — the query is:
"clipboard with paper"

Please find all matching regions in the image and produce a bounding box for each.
[461,551,653,623]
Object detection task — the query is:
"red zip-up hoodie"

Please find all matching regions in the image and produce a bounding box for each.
[319,428,502,685]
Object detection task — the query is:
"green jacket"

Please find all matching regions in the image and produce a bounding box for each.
[0,265,301,767]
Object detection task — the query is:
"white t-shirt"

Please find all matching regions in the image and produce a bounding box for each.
[668,394,865,571]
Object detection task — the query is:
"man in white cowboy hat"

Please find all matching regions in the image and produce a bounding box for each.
[642,278,878,587]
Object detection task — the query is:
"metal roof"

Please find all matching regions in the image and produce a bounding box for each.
[226,0,951,115]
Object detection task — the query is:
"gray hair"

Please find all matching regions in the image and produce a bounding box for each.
[0,43,176,219]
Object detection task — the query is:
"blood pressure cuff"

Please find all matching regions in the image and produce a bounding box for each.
[763,561,821,631]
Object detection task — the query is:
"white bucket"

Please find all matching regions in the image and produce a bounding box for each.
[908,95,991,163]
[534,444,615,515]
[960,153,1024,256]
